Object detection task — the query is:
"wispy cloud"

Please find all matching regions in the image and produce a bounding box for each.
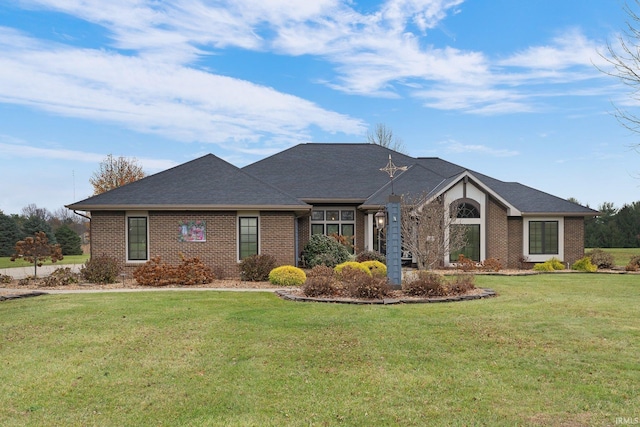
[440,140,519,157]
[3,0,622,129]
[0,140,177,171]
[0,27,365,154]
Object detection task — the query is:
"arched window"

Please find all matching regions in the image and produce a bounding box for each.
[450,199,480,218]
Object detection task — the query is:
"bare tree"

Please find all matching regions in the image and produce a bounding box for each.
[600,1,640,137]
[367,123,407,154]
[21,203,51,221]
[90,154,146,195]
[400,193,468,270]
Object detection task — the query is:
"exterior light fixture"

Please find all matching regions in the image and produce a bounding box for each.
[375,209,386,230]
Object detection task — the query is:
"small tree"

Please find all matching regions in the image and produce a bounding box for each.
[90,154,146,195]
[400,193,468,270]
[367,123,407,154]
[55,224,83,255]
[11,231,64,277]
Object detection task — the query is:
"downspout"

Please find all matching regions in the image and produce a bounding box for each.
[294,215,300,266]
[73,210,91,257]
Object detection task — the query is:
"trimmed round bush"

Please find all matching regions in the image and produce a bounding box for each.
[268,265,307,286]
[586,249,614,269]
[533,257,565,272]
[301,234,351,268]
[572,256,597,272]
[361,260,387,277]
[334,261,371,277]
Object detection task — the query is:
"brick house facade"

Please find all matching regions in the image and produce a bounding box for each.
[68,144,597,277]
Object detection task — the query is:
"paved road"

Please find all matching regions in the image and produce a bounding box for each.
[0,264,84,280]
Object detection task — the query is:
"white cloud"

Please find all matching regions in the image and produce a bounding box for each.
[441,140,519,157]
[0,141,177,171]
[0,28,366,153]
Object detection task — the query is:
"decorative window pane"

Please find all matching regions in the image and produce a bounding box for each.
[239,217,258,259]
[128,217,148,261]
[326,210,340,221]
[311,210,324,221]
[327,224,339,235]
[529,221,558,255]
[341,210,354,221]
[341,224,354,237]
[456,203,480,219]
[311,224,324,235]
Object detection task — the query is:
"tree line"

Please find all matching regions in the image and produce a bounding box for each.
[0,204,88,257]
[585,201,640,248]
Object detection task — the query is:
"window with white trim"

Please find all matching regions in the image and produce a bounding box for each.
[239,216,259,260]
[310,208,355,252]
[529,220,558,255]
[127,214,148,262]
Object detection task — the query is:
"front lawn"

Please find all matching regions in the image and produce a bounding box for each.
[1,274,638,426]
[0,254,89,269]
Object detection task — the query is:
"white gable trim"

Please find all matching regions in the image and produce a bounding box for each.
[425,171,522,216]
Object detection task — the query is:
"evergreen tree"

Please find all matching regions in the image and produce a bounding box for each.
[0,212,25,256]
[54,224,83,255]
[21,215,56,244]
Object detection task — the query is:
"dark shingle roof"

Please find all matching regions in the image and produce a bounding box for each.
[242,143,416,201]
[243,143,597,215]
[67,154,309,211]
[67,143,597,216]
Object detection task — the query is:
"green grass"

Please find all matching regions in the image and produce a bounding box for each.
[586,247,640,267]
[1,274,639,426]
[0,254,89,269]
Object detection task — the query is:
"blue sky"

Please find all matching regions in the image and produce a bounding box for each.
[0,0,638,215]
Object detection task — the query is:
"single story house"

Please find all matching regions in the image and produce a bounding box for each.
[67,143,597,277]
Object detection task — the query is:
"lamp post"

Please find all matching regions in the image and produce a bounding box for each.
[379,155,406,289]
[375,209,386,254]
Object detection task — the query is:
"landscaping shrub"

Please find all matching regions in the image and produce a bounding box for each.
[174,255,215,285]
[625,255,640,271]
[268,265,307,286]
[306,265,335,278]
[0,274,12,284]
[586,248,615,269]
[402,271,447,297]
[533,257,565,272]
[572,256,597,272]
[335,261,371,277]
[81,254,121,284]
[42,267,80,287]
[480,257,502,272]
[355,250,386,264]
[300,234,350,268]
[238,254,276,281]
[361,260,387,277]
[133,257,173,286]
[302,274,339,297]
[447,274,476,295]
[456,254,477,272]
[342,268,391,299]
[134,255,214,286]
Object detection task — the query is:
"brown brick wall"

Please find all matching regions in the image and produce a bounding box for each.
[486,197,508,264]
[260,211,297,267]
[90,210,297,279]
[507,217,523,268]
[564,217,585,265]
